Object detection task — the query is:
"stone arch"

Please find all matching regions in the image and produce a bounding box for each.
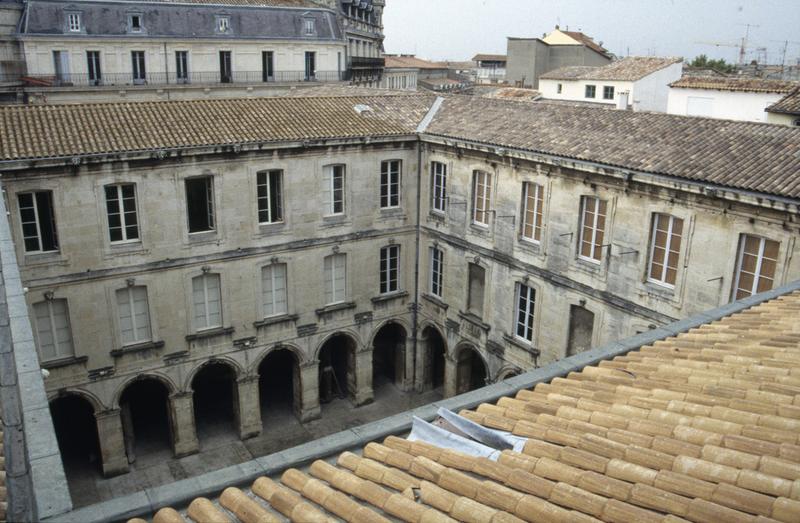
[496,366,522,381]
[453,342,489,395]
[116,374,176,463]
[251,343,308,376]
[258,345,303,423]
[367,317,412,348]
[317,331,360,406]
[190,359,241,445]
[370,320,410,392]
[49,391,104,480]
[183,357,243,393]
[419,323,447,391]
[48,388,105,414]
[112,372,178,409]
[313,329,364,362]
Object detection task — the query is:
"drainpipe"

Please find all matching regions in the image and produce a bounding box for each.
[411,137,422,391]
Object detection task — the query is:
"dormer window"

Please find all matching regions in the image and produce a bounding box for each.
[129,14,142,33]
[304,18,315,35]
[67,13,81,32]
[217,16,230,33]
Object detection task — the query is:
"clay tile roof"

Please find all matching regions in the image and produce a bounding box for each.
[384,55,447,70]
[424,95,800,199]
[542,57,682,82]
[128,289,800,523]
[766,88,800,115]
[670,76,799,94]
[0,95,435,161]
[561,30,610,57]
[471,54,507,63]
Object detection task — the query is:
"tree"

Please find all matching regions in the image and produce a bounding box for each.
[688,54,736,74]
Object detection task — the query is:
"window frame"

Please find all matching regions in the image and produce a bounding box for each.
[379,244,400,295]
[105,183,140,244]
[732,234,780,300]
[380,160,401,209]
[192,273,222,331]
[431,161,447,214]
[217,16,231,33]
[646,213,683,288]
[261,263,288,318]
[116,285,152,346]
[557,83,563,94]
[429,246,444,298]
[256,170,284,224]
[324,253,347,305]
[185,176,216,234]
[472,170,492,226]
[33,298,74,362]
[578,195,607,263]
[67,12,81,32]
[603,85,615,100]
[585,84,596,99]
[128,13,143,33]
[514,282,536,343]
[17,191,59,254]
[324,164,346,216]
[303,18,316,35]
[520,182,544,244]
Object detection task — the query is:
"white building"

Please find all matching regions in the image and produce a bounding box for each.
[766,88,800,126]
[667,76,799,123]
[381,55,418,90]
[539,56,683,112]
[471,54,506,84]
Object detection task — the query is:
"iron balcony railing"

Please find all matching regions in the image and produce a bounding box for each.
[15,70,347,88]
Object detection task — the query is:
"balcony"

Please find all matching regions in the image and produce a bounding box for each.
[350,57,385,69]
[17,70,346,89]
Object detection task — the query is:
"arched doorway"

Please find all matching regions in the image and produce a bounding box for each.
[421,326,446,392]
[259,348,300,422]
[191,362,239,445]
[372,323,407,393]
[119,378,172,465]
[318,334,357,406]
[455,345,487,394]
[50,394,102,482]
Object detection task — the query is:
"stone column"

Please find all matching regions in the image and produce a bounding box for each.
[94,409,129,477]
[413,333,428,392]
[169,392,200,457]
[236,375,262,439]
[298,362,321,422]
[353,348,374,406]
[399,337,413,392]
[444,354,458,399]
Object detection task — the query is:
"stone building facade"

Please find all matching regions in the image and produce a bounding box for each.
[1,94,799,480]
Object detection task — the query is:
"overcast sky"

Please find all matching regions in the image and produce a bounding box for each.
[383,0,800,65]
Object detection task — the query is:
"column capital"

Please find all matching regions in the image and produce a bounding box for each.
[169,391,194,401]
[95,408,121,420]
[237,374,260,385]
[300,360,319,371]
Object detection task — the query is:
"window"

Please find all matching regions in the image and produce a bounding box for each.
[732,235,780,300]
[323,254,346,304]
[261,264,288,317]
[324,165,345,215]
[185,177,215,233]
[603,86,615,100]
[647,213,683,287]
[219,51,232,83]
[86,51,102,84]
[33,299,74,361]
[257,170,283,224]
[514,283,536,343]
[217,16,230,33]
[380,245,400,294]
[192,273,222,330]
[578,196,607,262]
[129,14,142,32]
[472,170,492,225]
[304,18,315,35]
[131,50,146,83]
[380,160,401,209]
[18,191,59,253]
[175,51,189,82]
[430,247,444,298]
[431,162,447,214]
[67,13,81,32]
[467,263,485,316]
[116,286,151,345]
[557,83,562,94]
[262,51,274,82]
[585,85,596,98]
[53,50,69,83]
[520,182,544,243]
[105,184,139,243]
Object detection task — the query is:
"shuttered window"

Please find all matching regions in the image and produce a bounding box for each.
[262,264,288,317]
[578,196,607,262]
[324,254,346,304]
[733,235,780,300]
[431,162,447,213]
[647,213,683,287]
[520,182,544,243]
[116,286,151,345]
[515,283,536,342]
[472,170,491,225]
[33,299,74,361]
[380,245,400,294]
[430,247,444,298]
[192,273,222,330]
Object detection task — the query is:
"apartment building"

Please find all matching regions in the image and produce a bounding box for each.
[0,93,798,486]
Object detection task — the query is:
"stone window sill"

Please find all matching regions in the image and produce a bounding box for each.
[503,333,540,356]
[458,310,491,332]
[254,314,299,328]
[378,208,406,219]
[185,326,234,342]
[517,237,543,254]
[422,293,449,310]
[469,223,491,237]
[428,211,446,223]
[321,215,350,227]
[110,340,165,358]
[41,355,89,370]
[258,222,286,236]
[315,301,356,316]
[23,251,69,267]
[371,291,409,304]
[187,231,219,245]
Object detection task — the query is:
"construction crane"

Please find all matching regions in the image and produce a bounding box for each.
[695,24,760,66]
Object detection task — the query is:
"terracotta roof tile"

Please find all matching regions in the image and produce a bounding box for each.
[671,77,799,94]
[767,88,800,115]
[128,290,800,523]
[561,30,610,57]
[541,56,682,81]
[384,56,447,70]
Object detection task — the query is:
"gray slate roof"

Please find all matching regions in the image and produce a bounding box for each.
[21,0,342,41]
